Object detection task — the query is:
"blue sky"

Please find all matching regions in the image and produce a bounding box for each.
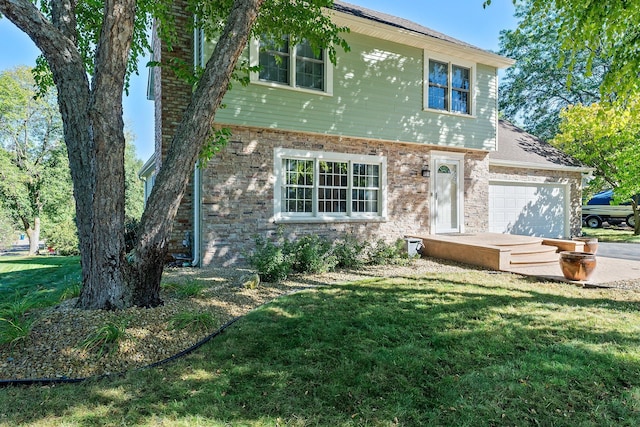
[0,0,517,161]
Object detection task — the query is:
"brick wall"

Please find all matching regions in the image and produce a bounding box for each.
[198,125,489,266]
[152,1,196,257]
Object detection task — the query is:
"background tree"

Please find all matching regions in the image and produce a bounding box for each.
[498,2,609,141]
[0,66,67,255]
[488,0,640,101]
[0,0,347,309]
[552,98,640,235]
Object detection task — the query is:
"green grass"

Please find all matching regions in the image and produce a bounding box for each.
[161,280,208,298]
[2,271,640,426]
[80,320,129,358]
[582,227,640,243]
[169,311,216,332]
[0,256,82,345]
[0,256,81,306]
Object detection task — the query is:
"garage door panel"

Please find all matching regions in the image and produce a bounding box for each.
[489,182,566,238]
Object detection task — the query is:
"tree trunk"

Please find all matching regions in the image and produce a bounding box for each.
[20,216,40,255]
[30,217,40,255]
[127,0,265,304]
[1,0,263,309]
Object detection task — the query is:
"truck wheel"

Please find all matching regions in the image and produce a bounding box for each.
[627,214,636,228]
[585,216,603,228]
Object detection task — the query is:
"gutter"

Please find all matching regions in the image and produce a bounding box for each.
[191,164,200,267]
[489,158,594,174]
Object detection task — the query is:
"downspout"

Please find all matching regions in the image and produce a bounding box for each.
[191,163,200,267]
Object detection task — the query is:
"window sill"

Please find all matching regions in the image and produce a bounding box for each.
[251,80,333,97]
[274,216,387,224]
[423,107,476,119]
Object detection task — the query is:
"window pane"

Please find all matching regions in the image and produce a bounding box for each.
[283,159,313,213]
[429,60,448,86]
[296,40,323,60]
[452,65,469,90]
[428,60,448,111]
[296,40,324,91]
[259,36,290,84]
[296,60,324,90]
[452,90,469,114]
[318,161,347,213]
[352,163,380,213]
[259,52,289,84]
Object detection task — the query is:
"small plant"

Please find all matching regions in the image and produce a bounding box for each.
[333,236,368,269]
[161,280,207,299]
[169,312,216,332]
[80,320,128,357]
[60,281,82,301]
[0,293,38,322]
[247,234,293,283]
[0,317,34,346]
[366,239,409,266]
[290,234,337,274]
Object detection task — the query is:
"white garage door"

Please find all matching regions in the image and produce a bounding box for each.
[489,181,568,238]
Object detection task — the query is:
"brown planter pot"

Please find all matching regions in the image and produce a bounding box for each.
[559,251,597,281]
[572,237,599,254]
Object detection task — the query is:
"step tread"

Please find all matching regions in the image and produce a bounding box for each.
[510,252,559,265]
[509,244,559,256]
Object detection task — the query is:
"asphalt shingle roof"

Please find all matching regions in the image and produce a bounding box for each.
[494,120,584,168]
[333,1,494,55]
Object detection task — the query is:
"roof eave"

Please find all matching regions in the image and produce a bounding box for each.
[489,158,593,173]
[329,8,515,69]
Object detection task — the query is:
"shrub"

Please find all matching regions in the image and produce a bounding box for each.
[366,239,409,266]
[333,236,368,269]
[44,217,79,256]
[247,235,293,283]
[289,234,337,274]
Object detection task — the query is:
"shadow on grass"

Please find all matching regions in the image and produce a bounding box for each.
[2,273,640,425]
[0,256,81,304]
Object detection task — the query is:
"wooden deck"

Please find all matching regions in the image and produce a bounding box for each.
[408,233,585,272]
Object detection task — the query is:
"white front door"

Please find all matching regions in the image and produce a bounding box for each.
[432,153,464,234]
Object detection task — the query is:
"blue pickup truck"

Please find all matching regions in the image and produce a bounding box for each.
[582,190,636,228]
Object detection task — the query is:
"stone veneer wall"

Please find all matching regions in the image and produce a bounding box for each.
[152,3,196,257]
[489,165,583,237]
[199,125,490,266]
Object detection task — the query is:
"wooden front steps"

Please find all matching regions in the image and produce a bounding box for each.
[410,233,585,272]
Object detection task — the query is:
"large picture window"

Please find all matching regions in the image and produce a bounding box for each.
[425,54,474,115]
[251,36,333,95]
[274,148,387,221]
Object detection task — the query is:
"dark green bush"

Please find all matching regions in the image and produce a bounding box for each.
[333,235,368,269]
[249,233,411,282]
[289,234,337,274]
[247,235,292,283]
[366,239,409,266]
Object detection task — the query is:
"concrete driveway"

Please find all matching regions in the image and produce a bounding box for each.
[597,242,640,261]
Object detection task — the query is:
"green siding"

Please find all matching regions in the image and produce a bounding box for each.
[215,32,498,151]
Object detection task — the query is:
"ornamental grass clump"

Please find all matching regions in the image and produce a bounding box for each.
[80,320,128,357]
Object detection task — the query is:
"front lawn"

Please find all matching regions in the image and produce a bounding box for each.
[0,256,81,307]
[2,268,640,426]
[582,227,640,243]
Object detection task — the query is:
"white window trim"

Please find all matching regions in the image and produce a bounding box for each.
[250,38,334,96]
[423,51,476,117]
[273,148,387,223]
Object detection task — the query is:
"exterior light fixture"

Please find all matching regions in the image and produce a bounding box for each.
[421,166,430,178]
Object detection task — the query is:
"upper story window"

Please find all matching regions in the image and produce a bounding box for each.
[251,36,333,95]
[424,53,475,116]
[274,148,387,222]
